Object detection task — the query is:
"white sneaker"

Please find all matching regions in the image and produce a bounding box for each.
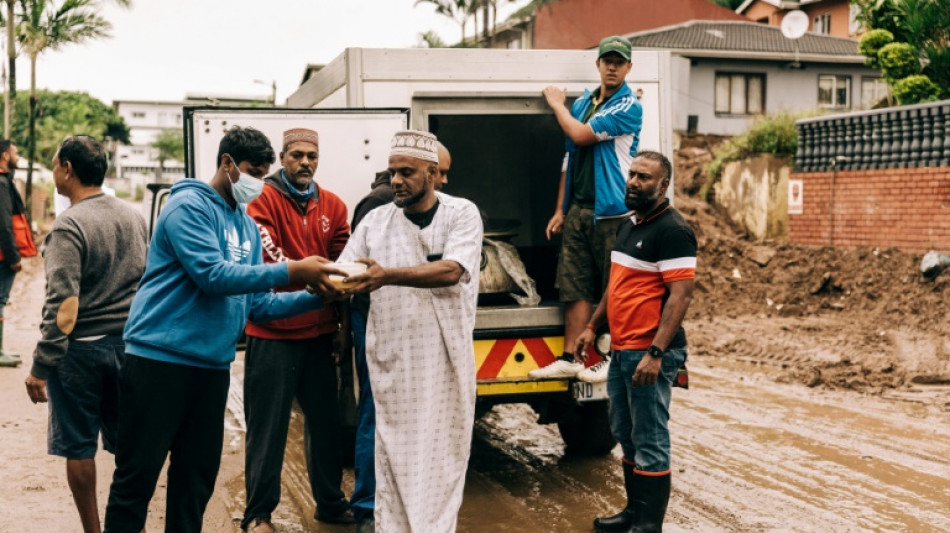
[576,358,610,383]
[528,359,584,379]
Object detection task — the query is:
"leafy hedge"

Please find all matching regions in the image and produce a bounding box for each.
[858,29,894,69]
[892,75,942,105]
[701,112,804,200]
[878,42,921,81]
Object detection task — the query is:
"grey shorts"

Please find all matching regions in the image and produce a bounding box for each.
[556,204,622,303]
[47,335,125,459]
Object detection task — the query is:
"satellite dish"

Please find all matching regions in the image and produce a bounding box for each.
[781,10,809,40]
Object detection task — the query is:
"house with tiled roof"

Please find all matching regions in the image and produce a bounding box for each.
[736,0,860,38]
[623,20,884,135]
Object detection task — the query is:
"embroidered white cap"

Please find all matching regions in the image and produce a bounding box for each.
[389,130,439,164]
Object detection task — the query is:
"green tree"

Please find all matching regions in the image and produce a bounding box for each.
[415,0,472,43]
[853,0,949,99]
[0,89,129,169]
[857,29,894,69]
[709,0,745,10]
[150,128,183,183]
[418,29,448,48]
[18,0,111,220]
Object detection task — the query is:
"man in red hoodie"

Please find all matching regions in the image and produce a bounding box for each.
[241,128,352,533]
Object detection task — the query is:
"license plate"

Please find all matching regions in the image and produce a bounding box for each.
[572,380,608,402]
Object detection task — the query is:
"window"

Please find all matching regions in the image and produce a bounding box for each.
[818,75,851,108]
[860,77,890,109]
[131,111,146,119]
[813,13,831,34]
[714,73,765,115]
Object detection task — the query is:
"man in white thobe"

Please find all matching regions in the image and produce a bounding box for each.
[336,130,482,533]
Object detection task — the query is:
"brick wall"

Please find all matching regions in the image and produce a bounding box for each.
[789,167,950,253]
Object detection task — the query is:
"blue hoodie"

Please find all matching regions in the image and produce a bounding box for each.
[124,180,323,369]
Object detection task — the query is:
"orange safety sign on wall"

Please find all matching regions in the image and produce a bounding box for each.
[474,337,603,380]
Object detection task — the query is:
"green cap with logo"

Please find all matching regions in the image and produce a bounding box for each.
[598,35,632,61]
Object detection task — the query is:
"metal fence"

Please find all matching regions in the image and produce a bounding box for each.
[794,99,950,172]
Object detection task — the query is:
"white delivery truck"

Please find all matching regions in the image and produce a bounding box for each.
[175,47,673,454]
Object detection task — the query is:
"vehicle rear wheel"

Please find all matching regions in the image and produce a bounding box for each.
[557,401,616,455]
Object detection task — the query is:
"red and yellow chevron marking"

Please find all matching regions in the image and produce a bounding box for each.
[474,337,603,380]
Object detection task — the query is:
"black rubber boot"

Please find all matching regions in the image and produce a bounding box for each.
[627,471,671,533]
[593,461,636,532]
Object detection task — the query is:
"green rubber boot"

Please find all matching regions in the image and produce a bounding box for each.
[0,321,21,366]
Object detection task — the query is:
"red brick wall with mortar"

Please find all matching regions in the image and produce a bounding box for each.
[789,167,950,253]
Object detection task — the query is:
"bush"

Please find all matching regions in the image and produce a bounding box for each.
[892,74,942,105]
[701,112,803,200]
[878,42,920,82]
[858,29,894,68]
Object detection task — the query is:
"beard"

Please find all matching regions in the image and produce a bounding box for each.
[625,187,661,211]
[394,187,427,208]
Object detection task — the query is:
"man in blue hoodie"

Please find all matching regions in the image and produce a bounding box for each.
[104,126,344,533]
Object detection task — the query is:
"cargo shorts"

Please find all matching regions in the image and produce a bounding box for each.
[556,204,623,303]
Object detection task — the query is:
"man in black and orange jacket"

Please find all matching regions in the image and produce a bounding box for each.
[241,128,352,533]
[0,139,24,367]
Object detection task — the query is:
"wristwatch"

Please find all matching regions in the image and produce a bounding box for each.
[647,345,664,359]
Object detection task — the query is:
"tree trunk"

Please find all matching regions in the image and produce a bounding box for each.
[4,0,15,138]
[25,54,35,226]
[156,160,164,182]
[489,1,496,47]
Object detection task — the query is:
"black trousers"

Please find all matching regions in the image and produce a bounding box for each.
[241,334,346,528]
[104,355,230,533]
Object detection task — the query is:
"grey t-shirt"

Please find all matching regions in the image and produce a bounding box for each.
[31,193,148,379]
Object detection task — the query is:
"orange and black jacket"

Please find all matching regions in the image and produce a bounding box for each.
[0,171,26,266]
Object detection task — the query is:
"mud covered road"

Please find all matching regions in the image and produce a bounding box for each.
[457,360,950,533]
[3,230,949,532]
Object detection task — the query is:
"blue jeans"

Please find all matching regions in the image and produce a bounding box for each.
[350,308,376,521]
[607,348,687,473]
[0,266,16,320]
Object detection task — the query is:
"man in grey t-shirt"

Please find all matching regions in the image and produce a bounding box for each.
[25,136,148,533]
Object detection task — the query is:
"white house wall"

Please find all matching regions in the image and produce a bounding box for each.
[686,58,879,135]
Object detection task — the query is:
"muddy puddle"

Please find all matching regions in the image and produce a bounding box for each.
[218,355,950,532]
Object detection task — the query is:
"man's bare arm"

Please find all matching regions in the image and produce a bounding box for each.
[344,258,464,293]
[543,87,597,146]
[650,279,694,351]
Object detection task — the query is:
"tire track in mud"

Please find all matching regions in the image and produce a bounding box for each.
[670,363,950,532]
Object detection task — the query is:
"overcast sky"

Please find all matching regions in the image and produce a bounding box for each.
[23,0,530,105]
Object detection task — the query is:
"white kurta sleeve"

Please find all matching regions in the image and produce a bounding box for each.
[440,201,483,285]
[336,217,370,264]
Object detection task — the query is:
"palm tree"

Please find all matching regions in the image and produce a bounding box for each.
[18,0,111,219]
[5,0,16,137]
[149,128,183,183]
[415,0,472,44]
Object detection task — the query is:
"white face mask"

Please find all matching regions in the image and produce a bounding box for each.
[227,155,264,204]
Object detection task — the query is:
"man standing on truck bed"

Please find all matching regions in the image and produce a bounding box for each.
[240,128,353,532]
[24,136,148,533]
[347,141,452,533]
[531,35,643,383]
[575,151,695,533]
[104,126,345,533]
[335,131,480,533]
